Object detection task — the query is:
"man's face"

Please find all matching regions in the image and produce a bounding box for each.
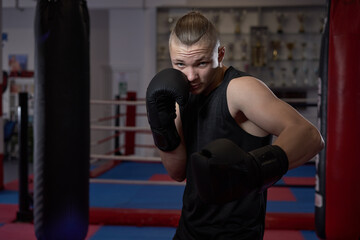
[169,40,223,95]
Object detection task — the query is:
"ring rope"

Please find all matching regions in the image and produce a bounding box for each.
[91,132,122,147]
[89,178,185,186]
[89,178,312,188]
[90,98,316,106]
[104,147,123,156]
[281,97,317,103]
[90,98,316,109]
[91,99,145,105]
[89,97,316,190]
[91,113,124,123]
[135,144,156,149]
[91,125,151,133]
[91,113,147,124]
[90,154,162,163]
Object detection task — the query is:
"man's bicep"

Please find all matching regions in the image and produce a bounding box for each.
[237,80,304,137]
[250,96,306,137]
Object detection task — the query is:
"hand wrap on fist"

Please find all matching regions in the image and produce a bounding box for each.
[146,68,189,151]
[191,138,289,204]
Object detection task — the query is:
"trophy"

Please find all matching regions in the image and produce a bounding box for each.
[303,64,309,86]
[297,13,305,33]
[312,43,319,60]
[275,12,287,34]
[286,42,295,60]
[270,40,281,60]
[301,42,307,60]
[251,27,268,67]
[234,9,247,34]
[280,67,287,87]
[252,41,264,66]
[292,67,299,86]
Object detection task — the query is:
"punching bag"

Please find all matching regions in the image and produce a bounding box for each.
[316,0,360,239]
[34,1,90,239]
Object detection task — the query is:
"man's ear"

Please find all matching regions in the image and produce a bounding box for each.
[218,46,225,62]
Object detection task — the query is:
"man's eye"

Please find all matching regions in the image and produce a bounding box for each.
[176,63,185,67]
[199,62,207,67]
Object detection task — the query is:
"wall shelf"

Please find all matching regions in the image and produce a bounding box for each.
[156,5,325,90]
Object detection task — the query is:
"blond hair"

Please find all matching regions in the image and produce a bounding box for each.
[169,11,220,51]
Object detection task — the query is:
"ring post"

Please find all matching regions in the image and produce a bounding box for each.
[125,92,136,155]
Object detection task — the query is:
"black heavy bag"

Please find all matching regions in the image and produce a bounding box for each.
[34,1,90,239]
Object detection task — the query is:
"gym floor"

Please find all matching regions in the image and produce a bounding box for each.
[0,158,320,239]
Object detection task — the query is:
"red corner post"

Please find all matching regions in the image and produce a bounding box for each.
[125,92,136,155]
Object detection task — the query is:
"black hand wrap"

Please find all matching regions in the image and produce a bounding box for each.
[191,138,289,204]
[146,68,189,151]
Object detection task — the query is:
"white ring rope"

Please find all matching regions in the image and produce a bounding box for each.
[91,125,151,132]
[281,98,317,104]
[90,98,316,106]
[91,154,161,163]
[90,178,185,186]
[91,99,146,105]
[90,99,176,186]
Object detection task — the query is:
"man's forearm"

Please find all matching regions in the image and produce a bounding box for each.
[273,123,324,169]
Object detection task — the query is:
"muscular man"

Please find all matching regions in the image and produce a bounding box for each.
[146,11,324,240]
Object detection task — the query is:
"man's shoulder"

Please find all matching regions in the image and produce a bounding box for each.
[227,75,273,109]
[228,75,262,90]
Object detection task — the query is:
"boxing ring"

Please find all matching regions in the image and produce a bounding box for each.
[86,92,317,231]
[88,95,183,185]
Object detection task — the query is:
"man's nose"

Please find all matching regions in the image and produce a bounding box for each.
[184,68,198,82]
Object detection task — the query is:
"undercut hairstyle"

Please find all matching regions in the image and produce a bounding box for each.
[169,11,220,51]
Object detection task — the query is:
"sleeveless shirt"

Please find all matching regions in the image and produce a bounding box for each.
[174,66,272,240]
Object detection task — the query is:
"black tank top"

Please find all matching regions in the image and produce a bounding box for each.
[175,66,272,240]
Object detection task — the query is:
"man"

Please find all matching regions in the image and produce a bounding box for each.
[146,11,324,239]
